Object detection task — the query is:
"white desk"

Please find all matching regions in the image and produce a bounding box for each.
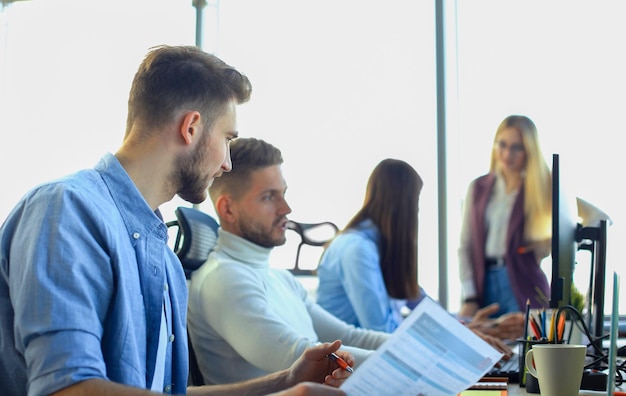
[507,385,526,396]
[507,385,626,395]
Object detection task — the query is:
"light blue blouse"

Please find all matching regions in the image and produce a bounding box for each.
[316,219,425,333]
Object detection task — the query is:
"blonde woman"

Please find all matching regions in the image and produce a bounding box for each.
[458,115,552,318]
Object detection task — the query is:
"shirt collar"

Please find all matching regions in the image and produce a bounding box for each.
[95,153,166,240]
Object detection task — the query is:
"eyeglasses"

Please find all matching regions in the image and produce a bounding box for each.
[495,140,525,154]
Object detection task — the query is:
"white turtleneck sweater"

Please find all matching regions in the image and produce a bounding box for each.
[187,228,389,385]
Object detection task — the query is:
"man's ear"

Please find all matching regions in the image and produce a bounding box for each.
[214,195,237,225]
[179,111,202,145]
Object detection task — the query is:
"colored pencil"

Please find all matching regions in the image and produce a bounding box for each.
[548,310,556,342]
[557,311,566,342]
[524,299,530,340]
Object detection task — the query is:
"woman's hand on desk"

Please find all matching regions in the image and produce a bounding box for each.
[468,303,525,341]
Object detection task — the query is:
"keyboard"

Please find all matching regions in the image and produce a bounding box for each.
[487,351,520,383]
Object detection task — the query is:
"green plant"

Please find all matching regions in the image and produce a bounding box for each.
[570,283,585,314]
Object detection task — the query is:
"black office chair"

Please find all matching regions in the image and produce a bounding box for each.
[166,206,220,386]
[167,206,220,280]
[286,219,339,276]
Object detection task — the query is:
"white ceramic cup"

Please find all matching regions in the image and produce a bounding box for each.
[525,344,586,396]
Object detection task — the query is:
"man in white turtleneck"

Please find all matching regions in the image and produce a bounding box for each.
[187,137,389,386]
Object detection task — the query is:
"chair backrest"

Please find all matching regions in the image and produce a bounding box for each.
[286,219,339,276]
[168,206,220,279]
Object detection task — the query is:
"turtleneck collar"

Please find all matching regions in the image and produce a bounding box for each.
[214,228,273,269]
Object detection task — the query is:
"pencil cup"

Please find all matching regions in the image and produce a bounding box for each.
[517,338,550,391]
[563,320,586,345]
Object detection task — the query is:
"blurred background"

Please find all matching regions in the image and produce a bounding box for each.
[1,0,623,314]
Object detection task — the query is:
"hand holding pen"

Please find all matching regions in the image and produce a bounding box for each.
[327,352,354,373]
[290,340,354,389]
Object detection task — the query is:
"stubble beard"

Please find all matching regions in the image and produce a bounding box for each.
[175,139,210,205]
[238,215,287,248]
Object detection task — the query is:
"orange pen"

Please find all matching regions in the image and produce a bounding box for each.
[557,312,566,342]
[327,352,354,373]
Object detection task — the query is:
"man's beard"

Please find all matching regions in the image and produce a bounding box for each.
[175,139,209,205]
[238,214,287,248]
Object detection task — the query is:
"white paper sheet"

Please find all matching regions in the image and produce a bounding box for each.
[340,297,503,396]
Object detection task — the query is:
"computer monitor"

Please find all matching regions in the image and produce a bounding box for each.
[551,154,609,342]
[549,154,578,309]
[607,271,619,396]
[586,219,608,340]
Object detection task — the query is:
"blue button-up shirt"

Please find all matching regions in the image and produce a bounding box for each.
[0,153,188,396]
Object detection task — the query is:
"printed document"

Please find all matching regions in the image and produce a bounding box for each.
[341,297,503,396]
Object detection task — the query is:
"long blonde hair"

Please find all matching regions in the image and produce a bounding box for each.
[489,115,552,242]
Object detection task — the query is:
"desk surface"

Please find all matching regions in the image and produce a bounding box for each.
[508,385,626,395]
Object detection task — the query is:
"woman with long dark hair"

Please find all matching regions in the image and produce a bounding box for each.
[316,158,423,332]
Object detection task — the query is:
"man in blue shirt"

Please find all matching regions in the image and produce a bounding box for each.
[0,45,352,396]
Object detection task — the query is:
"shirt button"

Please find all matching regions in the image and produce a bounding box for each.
[164,283,168,292]
[163,384,172,393]
[169,334,175,342]
[132,232,140,239]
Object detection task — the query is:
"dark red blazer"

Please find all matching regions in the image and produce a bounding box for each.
[469,173,550,310]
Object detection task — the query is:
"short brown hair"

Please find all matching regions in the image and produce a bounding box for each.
[209,137,283,201]
[126,45,252,137]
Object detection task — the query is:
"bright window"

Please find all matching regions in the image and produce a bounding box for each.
[1,0,622,316]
